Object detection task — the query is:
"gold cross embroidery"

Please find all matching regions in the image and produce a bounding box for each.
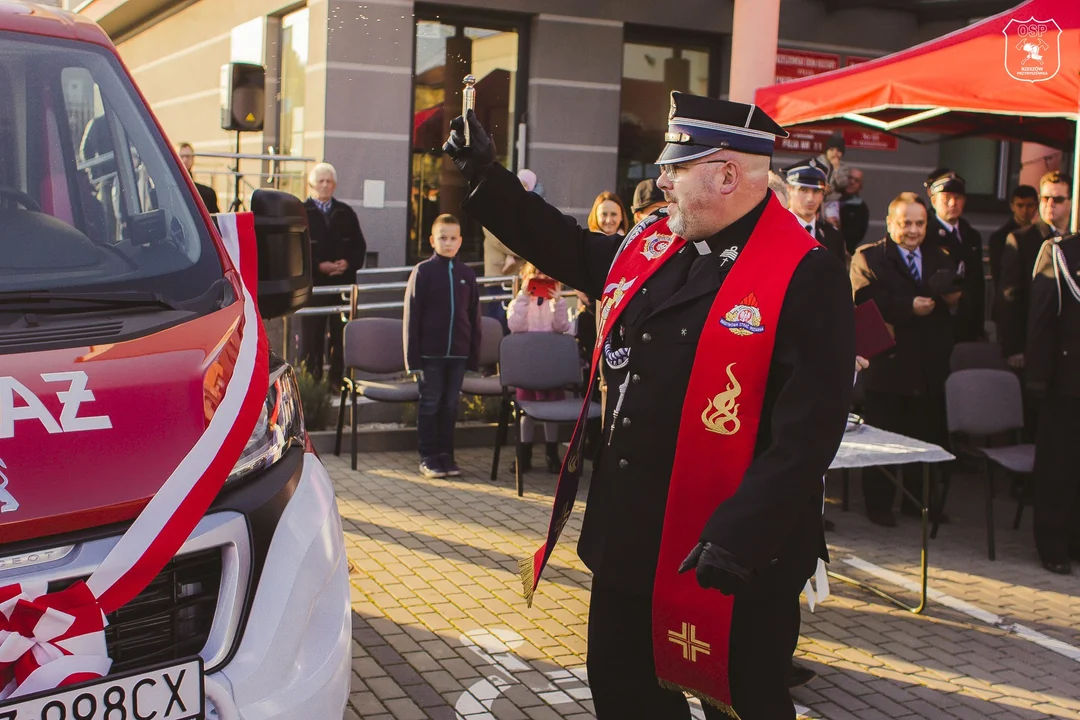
[668,622,711,662]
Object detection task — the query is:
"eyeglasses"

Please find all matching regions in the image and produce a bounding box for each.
[660,159,730,182]
[1041,195,1070,204]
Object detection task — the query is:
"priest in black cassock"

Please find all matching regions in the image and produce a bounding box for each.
[443,93,854,720]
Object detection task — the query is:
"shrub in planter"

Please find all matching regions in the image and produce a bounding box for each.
[294,363,334,431]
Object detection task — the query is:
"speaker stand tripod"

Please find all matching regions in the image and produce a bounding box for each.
[229,130,245,212]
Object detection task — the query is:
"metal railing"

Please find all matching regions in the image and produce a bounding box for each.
[291,266,580,318]
[191,151,317,211]
[278,266,583,366]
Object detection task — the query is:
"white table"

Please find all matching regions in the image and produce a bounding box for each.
[827,422,955,613]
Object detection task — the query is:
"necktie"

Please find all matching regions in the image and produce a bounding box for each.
[907,252,921,284]
[805,224,812,234]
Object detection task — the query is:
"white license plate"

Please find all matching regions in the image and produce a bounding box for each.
[0,657,203,720]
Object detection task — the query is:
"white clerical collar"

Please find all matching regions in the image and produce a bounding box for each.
[693,240,711,256]
[936,215,956,234]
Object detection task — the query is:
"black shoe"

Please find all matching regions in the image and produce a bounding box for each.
[440,454,462,478]
[418,458,447,479]
[1042,559,1072,575]
[787,663,817,689]
[867,509,897,527]
[510,443,533,474]
[545,443,561,474]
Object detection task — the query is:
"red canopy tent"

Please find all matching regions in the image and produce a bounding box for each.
[755,0,1080,230]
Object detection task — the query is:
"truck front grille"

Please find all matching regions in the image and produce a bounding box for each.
[51,548,222,672]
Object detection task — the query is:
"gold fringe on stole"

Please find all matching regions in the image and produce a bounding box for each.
[518,557,536,608]
[657,679,741,720]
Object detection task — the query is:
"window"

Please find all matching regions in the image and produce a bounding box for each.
[0,35,219,302]
[617,29,721,209]
[936,137,1023,210]
[278,7,308,160]
[409,10,526,265]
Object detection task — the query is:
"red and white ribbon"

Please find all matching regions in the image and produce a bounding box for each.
[0,213,268,699]
[0,581,110,700]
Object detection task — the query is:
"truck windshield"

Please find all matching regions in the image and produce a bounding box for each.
[0,33,221,303]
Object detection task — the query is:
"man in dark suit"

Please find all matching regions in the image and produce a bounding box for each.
[988,185,1038,293]
[851,192,962,527]
[786,164,848,267]
[1027,208,1080,575]
[923,169,984,342]
[998,172,1074,370]
[301,162,368,386]
[177,142,219,213]
[444,93,854,719]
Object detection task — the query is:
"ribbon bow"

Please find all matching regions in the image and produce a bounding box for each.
[0,581,111,700]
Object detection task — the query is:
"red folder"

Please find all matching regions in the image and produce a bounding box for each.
[854,300,895,359]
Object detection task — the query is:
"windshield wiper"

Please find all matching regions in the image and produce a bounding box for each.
[0,290,184,312]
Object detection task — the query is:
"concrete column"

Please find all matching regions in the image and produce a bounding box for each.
[319,0,416,267]
[526,14,624,222]
[728,0,780,103]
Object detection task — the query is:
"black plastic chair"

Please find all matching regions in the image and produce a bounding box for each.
[462,317,512,480]
[494,333,601,496]
[334,317,420,470]
[940,369,1035,560]
[950,341,1008,372]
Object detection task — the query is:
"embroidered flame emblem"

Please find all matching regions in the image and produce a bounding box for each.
[701,363,742,436]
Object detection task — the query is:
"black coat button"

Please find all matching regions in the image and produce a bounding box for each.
[621,416,631,428]
[618,458,629,469]
[641,333,652,344]
[631,374,642,385]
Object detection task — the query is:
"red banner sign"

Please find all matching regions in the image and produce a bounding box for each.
[774,49,897,152]
[845,55,876,66]
[775,49,840,83]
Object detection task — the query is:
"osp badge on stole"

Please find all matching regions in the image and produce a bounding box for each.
[719,292,765,336]
[642,233,675,261]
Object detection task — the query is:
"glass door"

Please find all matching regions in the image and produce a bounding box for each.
[410,11,526,265]
[276,6,308,198]
[618,29,721,209]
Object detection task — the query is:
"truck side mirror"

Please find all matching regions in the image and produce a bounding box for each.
[250,188,312,319]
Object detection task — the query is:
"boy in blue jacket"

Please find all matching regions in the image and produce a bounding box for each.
[404,214,482,478]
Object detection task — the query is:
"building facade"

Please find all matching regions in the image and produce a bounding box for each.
[74,0,1031,268]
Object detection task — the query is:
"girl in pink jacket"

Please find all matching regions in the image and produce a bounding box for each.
[507,263,571,473]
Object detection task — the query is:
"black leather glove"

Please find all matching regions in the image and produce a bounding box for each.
[677,542,753,596]
[442,109,496,184]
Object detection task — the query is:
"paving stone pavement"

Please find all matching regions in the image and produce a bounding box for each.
[326,447,1080,720]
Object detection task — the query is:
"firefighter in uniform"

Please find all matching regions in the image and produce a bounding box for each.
[785,163,849,267]
[923,169,986,342]
[443,93,854,719]
[1027,219,1080,575]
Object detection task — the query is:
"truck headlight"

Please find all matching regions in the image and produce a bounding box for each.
[228,364,305,482]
